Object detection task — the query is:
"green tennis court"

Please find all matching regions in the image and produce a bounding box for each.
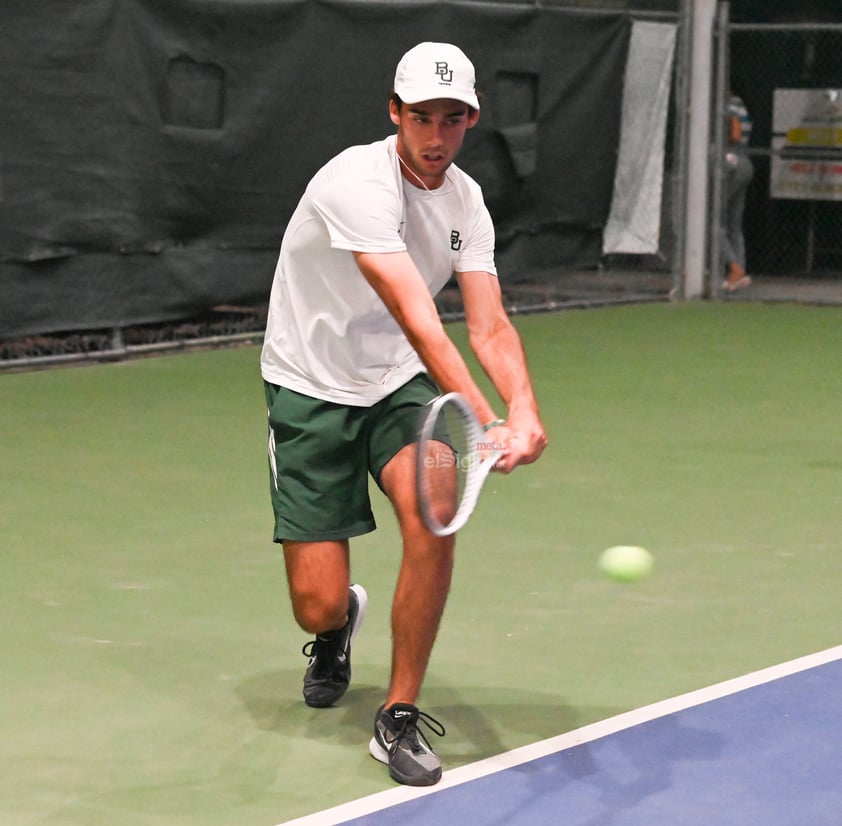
[3,302,841,825]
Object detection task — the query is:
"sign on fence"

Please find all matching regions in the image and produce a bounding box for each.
[771,88,842,201]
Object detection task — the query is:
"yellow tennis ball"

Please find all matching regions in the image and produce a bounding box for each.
[599,545,653,583]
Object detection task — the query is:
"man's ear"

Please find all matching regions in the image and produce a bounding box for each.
[389,99,401,126]
[467,109,480,129]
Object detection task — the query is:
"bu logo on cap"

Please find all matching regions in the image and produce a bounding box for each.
[394,43,480,111]
[435,62,453,83]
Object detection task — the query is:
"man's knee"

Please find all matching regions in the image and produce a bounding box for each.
[288,583,349,634]
[283,539,350,633]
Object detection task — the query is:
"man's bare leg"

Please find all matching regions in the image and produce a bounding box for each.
[379,445,455,707]
[370,443,452,785]
[283,539,351,633]
[284,539,367,707]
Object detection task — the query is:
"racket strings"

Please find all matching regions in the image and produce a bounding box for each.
[418,401,479,530]
[417,394,500,535]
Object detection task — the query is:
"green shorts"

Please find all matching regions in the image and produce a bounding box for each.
[263,373,439,543]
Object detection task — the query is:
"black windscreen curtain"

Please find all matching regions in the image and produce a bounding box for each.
[0,0,628,337]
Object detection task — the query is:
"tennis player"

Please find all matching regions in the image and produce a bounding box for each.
[260,42,547,786]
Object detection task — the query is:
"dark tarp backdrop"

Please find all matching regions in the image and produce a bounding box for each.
[0,0,629,338]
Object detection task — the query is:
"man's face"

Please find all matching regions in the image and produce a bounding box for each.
[390,98,479,190]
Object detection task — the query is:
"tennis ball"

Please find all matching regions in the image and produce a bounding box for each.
[599,545,653,583]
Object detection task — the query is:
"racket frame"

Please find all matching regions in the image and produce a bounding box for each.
[415,392,503,536]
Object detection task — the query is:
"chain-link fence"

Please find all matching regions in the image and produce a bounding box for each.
[714,16,842,301]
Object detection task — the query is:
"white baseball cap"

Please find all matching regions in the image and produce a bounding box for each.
[394,42,480,110]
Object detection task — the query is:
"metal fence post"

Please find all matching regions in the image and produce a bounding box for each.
[708,1,730,298]
[683,0,717,299]
[670,0,693,300]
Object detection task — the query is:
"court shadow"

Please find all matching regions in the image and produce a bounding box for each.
[416,682,597,765]
[235,667,389,746]
[236,667,608,765]
[384,714,727,826]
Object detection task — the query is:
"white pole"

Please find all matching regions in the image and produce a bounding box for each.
[683,0,717,298]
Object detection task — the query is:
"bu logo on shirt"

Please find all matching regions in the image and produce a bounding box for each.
[450,230,462,251]
[435,62,454,83]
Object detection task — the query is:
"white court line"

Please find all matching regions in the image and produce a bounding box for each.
[278,644,842,826]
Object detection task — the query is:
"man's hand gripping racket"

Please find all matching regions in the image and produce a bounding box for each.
[415,392,507,536]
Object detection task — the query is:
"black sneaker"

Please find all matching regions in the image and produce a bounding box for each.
[369,703,446,786]
[302,584,367,708]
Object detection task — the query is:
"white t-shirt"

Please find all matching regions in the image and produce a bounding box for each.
[260,134,497,406]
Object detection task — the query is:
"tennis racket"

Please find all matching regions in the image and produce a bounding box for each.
[416,392,503,536]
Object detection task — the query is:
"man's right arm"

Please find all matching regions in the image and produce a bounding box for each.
[352,250,499,428]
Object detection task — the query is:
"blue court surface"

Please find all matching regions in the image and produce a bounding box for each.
[281,647,842,825]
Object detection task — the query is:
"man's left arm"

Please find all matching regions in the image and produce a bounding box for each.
[457,270,548,468]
